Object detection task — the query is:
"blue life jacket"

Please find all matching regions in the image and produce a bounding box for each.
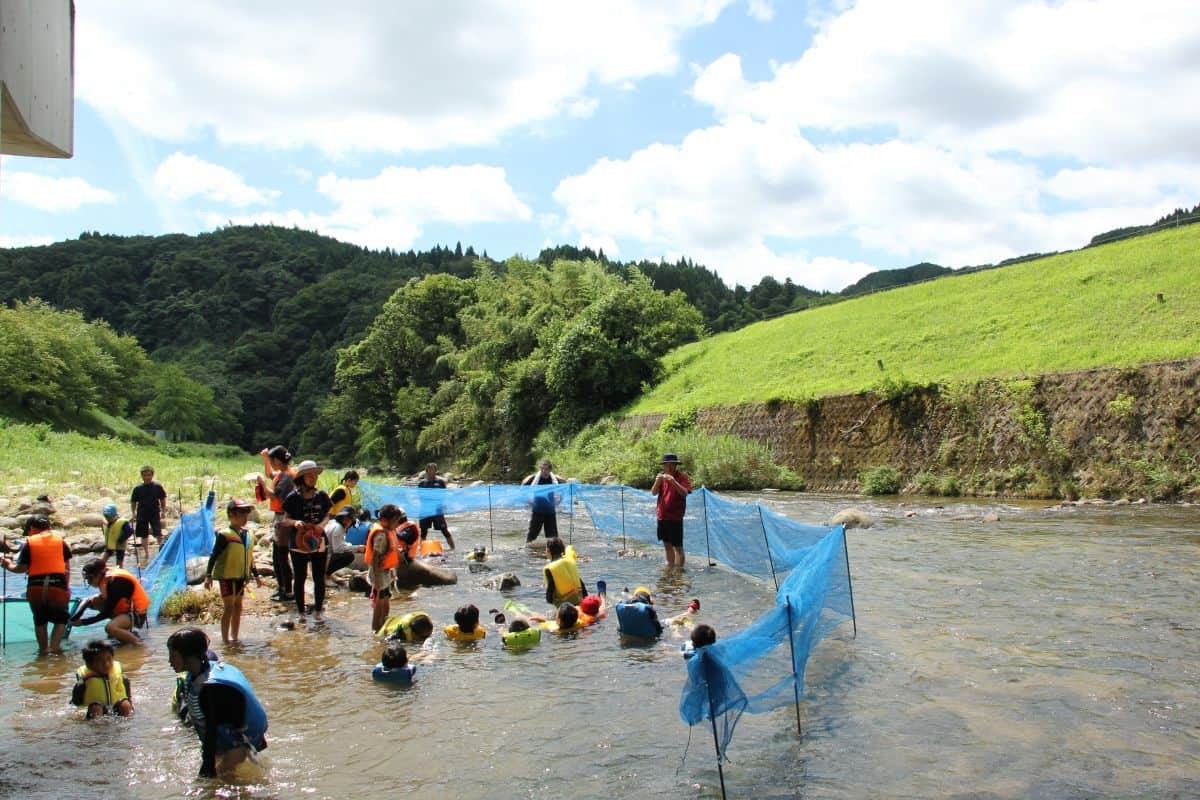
[185,662,269,750]
[372,664,416,684]
[615,601,662,638]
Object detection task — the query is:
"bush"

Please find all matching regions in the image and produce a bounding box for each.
[860,465,901,495]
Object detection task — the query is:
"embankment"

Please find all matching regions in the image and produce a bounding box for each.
[623,358,1200,499]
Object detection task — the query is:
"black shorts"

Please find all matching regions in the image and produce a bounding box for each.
[419,515,448,535]
[135,517,163,539]
[26,578,71,626]
[657,519,684,548]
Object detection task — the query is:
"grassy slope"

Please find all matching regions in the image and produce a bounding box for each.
[632,225,1200,414]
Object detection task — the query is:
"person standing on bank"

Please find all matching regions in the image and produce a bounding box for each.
[130,465,167,563]
[258,445,296,602]
[417,462,455,550]
[282,460,332,623]
[0,515,71,654]
[651,453,692,568]
[521,459,562,542]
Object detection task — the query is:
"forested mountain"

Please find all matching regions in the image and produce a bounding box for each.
[0,223,1068,465]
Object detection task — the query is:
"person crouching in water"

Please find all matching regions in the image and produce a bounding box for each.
[72,639,133,719]
[204,498,264,644]
[372,642,417,684]
[365,504,404,634]
[167,627,268,779]
[543,536,587,606]
[73,557,150,646]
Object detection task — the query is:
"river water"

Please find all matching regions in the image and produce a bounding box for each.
[0,494,1197,799]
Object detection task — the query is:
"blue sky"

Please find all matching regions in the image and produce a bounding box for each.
[2,0,1197,291]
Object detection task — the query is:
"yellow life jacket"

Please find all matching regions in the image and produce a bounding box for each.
[377,611,432,642]
[103,518,130,551]
[75,661,129,710]
[210,528,253,580]
[540,618,586,634]
[329,485,354,516]
[544,557,584,605]
[444,624,486,641]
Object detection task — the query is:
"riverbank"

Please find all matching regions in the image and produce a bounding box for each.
[622,357,1200,501]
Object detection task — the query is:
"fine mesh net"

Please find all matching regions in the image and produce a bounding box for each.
[2,480,855,758]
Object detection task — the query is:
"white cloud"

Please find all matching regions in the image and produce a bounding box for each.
[0,172,117,212]
[692,0,1200,165]
[745,0,775,22]
[206,164,532,251]
[76,0,733,154]
[153,152,278,207]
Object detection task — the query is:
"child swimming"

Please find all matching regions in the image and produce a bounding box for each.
[373,642,417,684]
[682,623,717,659]
[444,604,486,641]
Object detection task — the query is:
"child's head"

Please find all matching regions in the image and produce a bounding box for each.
[454,604,480,633]
[342,469,360,485]
[691,624,717,649]
[382,642,409,669]
[378,504,402,524]
[226,497,253,522]
[82,638,116,672]
[508,617,530,633]
[546,537,566,559]
[556,602,579,629]
[632,586,653,605]
[166,626,211,672]
[410,614,435,642]
[140,465,155,483]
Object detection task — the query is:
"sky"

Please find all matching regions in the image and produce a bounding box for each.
[1,0,1197,292]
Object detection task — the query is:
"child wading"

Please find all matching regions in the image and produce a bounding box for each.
[205,498,264,644]
[72,639,134,719]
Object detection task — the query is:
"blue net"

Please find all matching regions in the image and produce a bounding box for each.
[140,494,217,621]
[358,479,855,756]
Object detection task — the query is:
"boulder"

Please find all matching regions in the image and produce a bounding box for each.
[0,516,19,530]
[831,508,874,529]
[982,512,1000,523]
[70,533,105,554]
[394,560,458,588]
[185,557,209,586]
[79,512,106,528]
[482,572,521,591]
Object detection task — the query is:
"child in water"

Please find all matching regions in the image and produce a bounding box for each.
[373,642,417,684]
[444,604,486,640]
[72,638,134,719]
[682,623,717,659]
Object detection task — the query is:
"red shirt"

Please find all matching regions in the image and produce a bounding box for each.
[655,471,691,521]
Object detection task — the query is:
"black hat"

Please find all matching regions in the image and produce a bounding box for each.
[661,453,681,464]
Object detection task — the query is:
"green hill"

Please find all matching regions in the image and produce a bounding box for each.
[630,224,1200,414]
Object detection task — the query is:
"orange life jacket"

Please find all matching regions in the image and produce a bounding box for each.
[397,521,431,561]
[270,468,296,514]
[27,531,68,577]
[365,523,400,571]
[102,568,151,616]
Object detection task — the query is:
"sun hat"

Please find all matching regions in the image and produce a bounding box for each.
[294,460,323,477]
[102,503,119,518]
[632,586,653,604]
[661,453,681,464]
[579,595,602,616]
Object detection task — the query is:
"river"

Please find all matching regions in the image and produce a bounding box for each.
[0,494,1197,799]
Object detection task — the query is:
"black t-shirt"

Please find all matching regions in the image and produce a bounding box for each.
[131,482,167,521]
[282,490,332,525]
[417,476,447,490]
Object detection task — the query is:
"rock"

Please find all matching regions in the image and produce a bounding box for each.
[351,553,367,571]
[394,560,458,588]
[467,480,485,488]
[905,510,917,518]
[185,557,209,585]
[1112,498,1130,506]
[18,502,54,517]
[0,516,19,530]
[982,512,1000,523]
[0,498,8,510]
[70,533,105,554]
[600,474,619,485]
[1133,498,1148,505]
[482,572,521,591]
[248,506,262,524]
[831,508,873,529]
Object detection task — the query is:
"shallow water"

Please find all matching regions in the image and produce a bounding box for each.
[1,495,1198,799]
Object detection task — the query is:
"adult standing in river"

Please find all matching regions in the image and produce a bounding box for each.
[521,459,562,542]
[0,515,71,654]
[417,462,455,550]
[282,460,332,622]
[651,453,691,568]
[259,445,296,602]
